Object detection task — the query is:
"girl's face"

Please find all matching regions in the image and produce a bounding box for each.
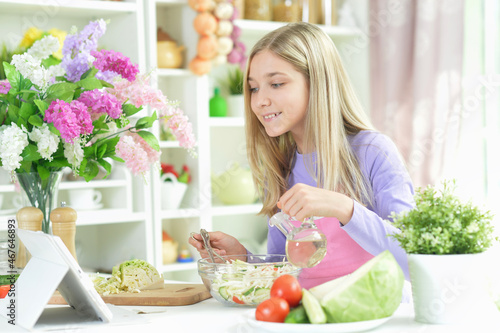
[248,50,310,151]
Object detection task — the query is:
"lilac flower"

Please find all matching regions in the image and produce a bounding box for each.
[61,19,107,82]
[92,49,139,82]
[78,90,122,120]
[0,80,10,94]
[44,99,93,143]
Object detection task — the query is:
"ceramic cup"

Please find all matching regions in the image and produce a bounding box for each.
[68,189,102,210]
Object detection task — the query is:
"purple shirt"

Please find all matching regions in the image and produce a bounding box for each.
[267,131,414,288]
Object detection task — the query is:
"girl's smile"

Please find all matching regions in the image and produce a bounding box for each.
[248,50,310,150]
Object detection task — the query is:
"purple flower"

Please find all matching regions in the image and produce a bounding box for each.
[0,80,10,94]
[78,90,122,120]
[92,49,139,82]
[61,19,107,82]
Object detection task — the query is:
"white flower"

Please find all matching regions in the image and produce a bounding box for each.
[11,53,52,92]
[48,64,66,79]
[0,124,29,173]
[27,35,60,60]
[28,123,60,161]
[63,138,84,170]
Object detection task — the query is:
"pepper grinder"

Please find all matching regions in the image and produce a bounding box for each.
[15,206,43,268]
[50,202,78,262]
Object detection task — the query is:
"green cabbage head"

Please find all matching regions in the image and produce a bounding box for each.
[318,250,404,323]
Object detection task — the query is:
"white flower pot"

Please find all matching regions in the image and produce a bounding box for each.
[226,94,244,118]
[161,173,188,210]
[408,253,498,324]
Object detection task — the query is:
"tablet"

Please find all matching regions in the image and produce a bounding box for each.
[11,229,113,329]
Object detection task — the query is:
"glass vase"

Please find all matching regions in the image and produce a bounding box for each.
[15,171,63,234]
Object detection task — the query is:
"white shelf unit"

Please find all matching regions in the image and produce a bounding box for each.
[144,1,369,282]
[0,0,155,272]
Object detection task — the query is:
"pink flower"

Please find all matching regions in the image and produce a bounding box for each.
[44,99,93,143]
[0,80,10,94]
[92,49,139,82]
[167,111,196,150]
[116,131,160,175]
[109,74,167,109]
[78,90,122,120]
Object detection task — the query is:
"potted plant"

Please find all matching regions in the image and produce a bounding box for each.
[220,65,244,117]
[390,180,499,324]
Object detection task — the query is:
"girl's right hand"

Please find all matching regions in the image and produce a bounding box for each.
[188,231,248,261]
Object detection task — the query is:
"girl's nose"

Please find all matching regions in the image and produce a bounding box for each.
[257,92,271,108]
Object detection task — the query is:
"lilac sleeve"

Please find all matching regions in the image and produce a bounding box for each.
[342,133,415,280]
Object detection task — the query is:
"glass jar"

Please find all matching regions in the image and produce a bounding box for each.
[245,0,272,21]
[273,0,301,22]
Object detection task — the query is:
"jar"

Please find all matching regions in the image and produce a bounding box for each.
[273,0,301,22]
[245,0,272,21]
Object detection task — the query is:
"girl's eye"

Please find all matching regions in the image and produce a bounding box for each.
[249,87,259,93]
[271,83,283,88]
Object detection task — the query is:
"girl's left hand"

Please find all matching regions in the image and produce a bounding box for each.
[277,183,354,225]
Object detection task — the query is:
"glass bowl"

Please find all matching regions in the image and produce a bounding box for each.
[198,254,301,307]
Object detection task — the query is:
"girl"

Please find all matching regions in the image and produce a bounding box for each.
[190,22,415,289]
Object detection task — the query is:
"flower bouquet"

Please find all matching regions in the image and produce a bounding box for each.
[0,19,196,233]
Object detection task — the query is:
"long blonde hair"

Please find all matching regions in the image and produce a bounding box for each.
[245,22,374,217]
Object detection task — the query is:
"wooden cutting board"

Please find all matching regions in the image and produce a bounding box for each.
[49,283,212,306]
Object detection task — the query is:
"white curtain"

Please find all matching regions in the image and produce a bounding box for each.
[369,0,464,188]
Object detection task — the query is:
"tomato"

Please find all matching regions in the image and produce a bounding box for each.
[0,285,10,299]
[232,296,245,304]
[270,274,302,307]
[255,297,290,323]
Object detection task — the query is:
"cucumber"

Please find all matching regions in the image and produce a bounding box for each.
[302,289,327,324]
[219,286,230,300]
[243,286,255,296]
[253,287,270,304]
[284,304,310,324]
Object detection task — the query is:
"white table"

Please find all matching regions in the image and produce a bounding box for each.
[2,297,499,333]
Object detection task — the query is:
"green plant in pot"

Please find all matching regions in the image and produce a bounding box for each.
[220,66,244,117]
[390,180,499,324]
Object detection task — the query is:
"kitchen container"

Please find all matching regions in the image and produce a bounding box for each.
[273,0,301,22]
[198,254,301,306]
[245,0,272,21]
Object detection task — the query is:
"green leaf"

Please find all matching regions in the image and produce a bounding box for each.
[3,62,20,90]
[45,82,78,102]
[19,102,36,120]
[109,155,124,163]
[41,56,60,69]
[80,67,98,80]
[122,103,142,117]
[77,77,103,90]
[136,130,160,151]
[97,144,107,159]
[34,99,49,114]
[45,157,71,169]
[99,80,114,88]
[28,115,43,127]
[135,111,157,129]
[97,159,112,178]
[7,104,19,123]
[21,144,42,162]
[81,160,100,182]
[37,164,50,180]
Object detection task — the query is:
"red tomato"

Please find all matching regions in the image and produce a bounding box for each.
[0,285,10,299]
[255,297,290,323]
[270,274,302,307]
[232,296,245,304]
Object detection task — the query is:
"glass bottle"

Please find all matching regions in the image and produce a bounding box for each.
[269,212,327,268]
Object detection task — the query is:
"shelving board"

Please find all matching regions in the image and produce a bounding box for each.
[0,0,138,16]
[234,19,363,38]
[211,203,262,217]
